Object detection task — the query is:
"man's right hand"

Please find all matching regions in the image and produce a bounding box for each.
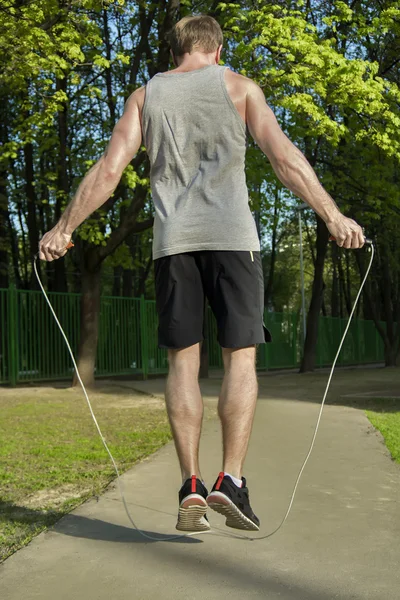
[326,215,365,249]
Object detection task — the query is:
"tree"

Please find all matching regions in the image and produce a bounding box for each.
[220,0,400,370]
[2,0,400,385]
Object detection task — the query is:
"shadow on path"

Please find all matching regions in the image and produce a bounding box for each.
[52,512,203,544]
[256,368,400,413]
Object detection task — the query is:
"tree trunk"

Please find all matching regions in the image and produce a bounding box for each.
[264,187,279,307]
[331,243,339,317]
[337,250,352,316]
[0,170,8,289]
[0,99,9,288]
[136,255,152,297]
[300,216,330,372]
[355,249,399,367]
[112,265,122,296]
[75,219,153,385]
[7,212,22,288]
[103,9,116,125]
[384,344,398,367]
[122,269,133,297]
[380,240,400,366]
[24,142,41,289]
[156,0,180,71]
[73,265,101,388]
[199,339,209,378]
[53,75,69,292]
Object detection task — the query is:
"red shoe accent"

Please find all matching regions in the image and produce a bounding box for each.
[215,472,225,491]
[191,475,197,493]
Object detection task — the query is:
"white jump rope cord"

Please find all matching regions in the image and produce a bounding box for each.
[33,242,374,542]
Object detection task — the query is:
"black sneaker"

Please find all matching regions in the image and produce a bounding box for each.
[207,472,260,531]
[176,476,210,532]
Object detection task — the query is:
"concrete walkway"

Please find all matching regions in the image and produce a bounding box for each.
[1,370,399,599]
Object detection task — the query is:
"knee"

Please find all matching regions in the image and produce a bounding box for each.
[168,343,201,376]
[222,346,257,373]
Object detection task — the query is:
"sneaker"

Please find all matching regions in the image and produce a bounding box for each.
[176,476,210,532]
[207,472,260,531]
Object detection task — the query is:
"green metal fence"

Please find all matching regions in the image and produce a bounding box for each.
[315,315,385,367]
[0,286,385,385]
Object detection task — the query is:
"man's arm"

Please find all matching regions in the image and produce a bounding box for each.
[39,87,145,261]
[245,80,364,249]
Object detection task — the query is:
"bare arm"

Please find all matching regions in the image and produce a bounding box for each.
[245,80,364,248]
[39,87,144,261]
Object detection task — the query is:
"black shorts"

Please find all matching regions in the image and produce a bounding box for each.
[154,251,272,349]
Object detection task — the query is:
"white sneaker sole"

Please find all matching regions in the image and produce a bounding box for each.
[207,491,260,531]
[176,494,210,532]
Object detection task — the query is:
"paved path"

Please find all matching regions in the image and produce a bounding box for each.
[1,371,399,599]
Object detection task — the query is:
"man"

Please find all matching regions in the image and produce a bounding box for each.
[39,15,365,533]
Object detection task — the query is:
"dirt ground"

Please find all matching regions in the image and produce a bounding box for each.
[256,366,400,409]
[92,365,400,412]
[0,382,165,408]
[3,364,399,410]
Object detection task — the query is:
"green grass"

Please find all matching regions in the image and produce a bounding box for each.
[0,386,171,562]
[366,398,400,464]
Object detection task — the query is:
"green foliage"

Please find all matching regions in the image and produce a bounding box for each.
[106,242,135,270]
[222,2,400,155]
[122,164,149,190]
[79,219,108,246]
[0,0,125,157]
[219,0,400,340]
[1,0,400,350]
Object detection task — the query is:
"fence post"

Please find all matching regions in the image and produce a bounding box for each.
[7,284,18,386]
[140,295,148,380]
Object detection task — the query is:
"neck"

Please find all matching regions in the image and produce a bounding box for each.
[174,52,216,72]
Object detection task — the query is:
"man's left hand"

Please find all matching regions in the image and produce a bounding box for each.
[39,228,72,262]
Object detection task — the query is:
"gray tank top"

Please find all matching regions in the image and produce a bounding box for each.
[141,64,260,260]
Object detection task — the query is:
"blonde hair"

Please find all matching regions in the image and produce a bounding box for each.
[169,15,223,57]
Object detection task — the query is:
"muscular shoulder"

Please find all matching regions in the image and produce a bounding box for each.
[224,69,261,97]
[125,86,146,113]
[224,68,264,123]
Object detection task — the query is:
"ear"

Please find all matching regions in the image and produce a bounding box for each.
[216,44,223,64]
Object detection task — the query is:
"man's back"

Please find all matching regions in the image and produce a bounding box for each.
[141,65,260,260]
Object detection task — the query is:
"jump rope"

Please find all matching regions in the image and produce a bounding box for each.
[33,236,374,542]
